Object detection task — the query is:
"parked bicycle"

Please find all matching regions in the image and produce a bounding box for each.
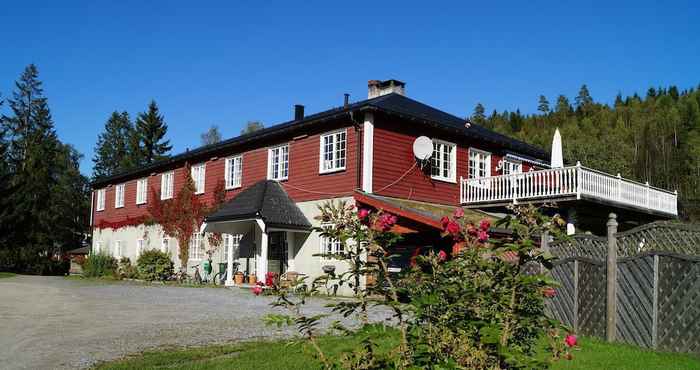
[213,262,239,285]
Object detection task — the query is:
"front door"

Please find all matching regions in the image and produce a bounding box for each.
[267,231,288,275]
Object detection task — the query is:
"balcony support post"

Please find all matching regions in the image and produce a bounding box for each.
[575,162,582,200]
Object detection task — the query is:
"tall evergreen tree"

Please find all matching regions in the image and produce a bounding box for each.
[555,95,571,114]
[134,100,171,164]
[472,103,486,124]
[537,95,550,114]
[575,84,593,112]
[92,111,132,178]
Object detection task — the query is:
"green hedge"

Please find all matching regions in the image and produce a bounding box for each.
[82,253,118,278]
[136,250,173,281]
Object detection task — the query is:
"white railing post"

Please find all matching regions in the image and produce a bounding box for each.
[575,162,582,199]
[645,182,650,208]
[617,173,622,202]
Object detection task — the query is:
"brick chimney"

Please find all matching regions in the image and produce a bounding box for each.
[368,79,406,98]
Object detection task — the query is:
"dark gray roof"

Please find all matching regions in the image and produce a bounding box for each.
[204,180,311,230]
[92,93,547,187]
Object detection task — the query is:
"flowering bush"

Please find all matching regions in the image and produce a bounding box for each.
[263,202,575,369]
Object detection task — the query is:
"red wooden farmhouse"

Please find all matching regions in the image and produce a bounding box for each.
[90,79,678,291]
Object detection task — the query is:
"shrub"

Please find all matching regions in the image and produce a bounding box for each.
[117,257,137,279]
[136,249,173,281]
[82,253,118,278]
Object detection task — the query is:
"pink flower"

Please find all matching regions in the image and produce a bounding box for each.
[477,230,489,242]
[440,216,450,229]
[438,250,448,262]
[446,221,461,235]
[453,207,465,219]
[565,334,577,347]
[375,213,397,232]
[252,285,263,296]
[479,219,491,231]
[358,208,370,220]
[543,287,556,298]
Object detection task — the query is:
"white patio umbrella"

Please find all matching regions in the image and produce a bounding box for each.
[551,128,564,168]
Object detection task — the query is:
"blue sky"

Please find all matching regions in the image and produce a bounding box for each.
[1,1,698,175]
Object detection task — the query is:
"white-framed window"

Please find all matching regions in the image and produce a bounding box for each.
[468,148,492,180]
[502,160,522,176]
[161,171,174,200]
[115,184,125,208]
[114,240,123,258]
[189,233,203,260]
[94,241,103,254]
[430,139,457,182]
[268,144,289,181]
[224,155,243,189]
[319,129,347,173]
[136,239,145,256]
[223,234,242,261]
[161,237,170,253]
[96,189,106,211]
[191,163,206,194]
[320,224,343,257]
[136,178,148,204]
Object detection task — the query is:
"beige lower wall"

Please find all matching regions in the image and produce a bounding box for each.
[91,196,359,295]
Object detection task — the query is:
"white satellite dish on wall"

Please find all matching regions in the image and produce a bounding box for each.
[413,136,433,160]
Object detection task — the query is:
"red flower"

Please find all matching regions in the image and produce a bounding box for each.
[453,207,465,219]
[438,250,448,262]
[479,219,491,231]
[565,334,577,347]
[466,224,478,236]
[375,213,397,232]
[477,230,489,242]
[446,221,461,235]
[543,287,556,298]
[252,285,263,296]
[357,208,370,220]
[440,216,450,229]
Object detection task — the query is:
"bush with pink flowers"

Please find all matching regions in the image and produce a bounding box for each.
[262,201,575,369]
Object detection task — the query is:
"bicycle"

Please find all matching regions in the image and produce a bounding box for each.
[213,262,240,285]
[191,264,203,285]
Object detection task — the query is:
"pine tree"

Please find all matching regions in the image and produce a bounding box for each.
[555,95,571,114]
[537,95,550,114]
[92,111,132,179]
[472,103,486,124]
[134,100,171,164]
[575,84,593,111]
[201,125,222,146]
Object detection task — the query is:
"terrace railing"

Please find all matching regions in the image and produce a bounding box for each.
[460,163,677,216]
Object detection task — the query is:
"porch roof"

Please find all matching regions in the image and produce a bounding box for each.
[205,180,311,230]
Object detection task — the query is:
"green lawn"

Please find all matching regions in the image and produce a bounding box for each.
[0,272,16,278]
[95,332,699,370]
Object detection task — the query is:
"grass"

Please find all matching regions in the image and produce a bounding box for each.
[0,272,16,278]
[95,331,699,370]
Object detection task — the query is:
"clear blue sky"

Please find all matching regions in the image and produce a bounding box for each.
[1,1,698,175]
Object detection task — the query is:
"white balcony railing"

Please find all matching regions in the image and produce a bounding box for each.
[460,164,678,216]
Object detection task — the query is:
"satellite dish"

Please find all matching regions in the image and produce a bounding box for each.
[413,136,433,160]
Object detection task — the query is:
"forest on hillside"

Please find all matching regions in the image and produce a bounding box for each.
[470,84,700,220]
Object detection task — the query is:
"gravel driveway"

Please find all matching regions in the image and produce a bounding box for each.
[0,275,374,370]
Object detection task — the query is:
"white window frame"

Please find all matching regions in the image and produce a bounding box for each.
[320,223,343,258]
[161,237,170,253]
[267,144,289,181]
[502,159,522,176]
[223,234,242,262]
[96,189,106,211]
[191,163,206,194]
[469,148,492,188]
[136,239,145,256]
[189,233,203,261]
[319,129,347,174]
[161,171,174,200]
[224,155,243,189]
[114,240,123,258]
[430,139,457,183]
[115,184,125,208]
[136,178,148,205]
[95,241,103,254]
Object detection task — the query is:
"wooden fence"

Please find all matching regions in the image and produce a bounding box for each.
[546,218,700,354]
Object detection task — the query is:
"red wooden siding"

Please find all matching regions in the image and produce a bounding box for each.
[371,117,507,206]
[93,123,359,225]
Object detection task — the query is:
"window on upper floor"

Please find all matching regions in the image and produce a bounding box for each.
[115,183,125,208]
[189,232,204,260]
[502,159,522,176]
[319,129,347,173]
[136,178,148,205]
[225,155,243,189]
[468,148,492,180]
[191,163,206,194]
[431,139,457,183]
[268,144,289,181]
[96,189,106,211]
[161,171,174,200]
